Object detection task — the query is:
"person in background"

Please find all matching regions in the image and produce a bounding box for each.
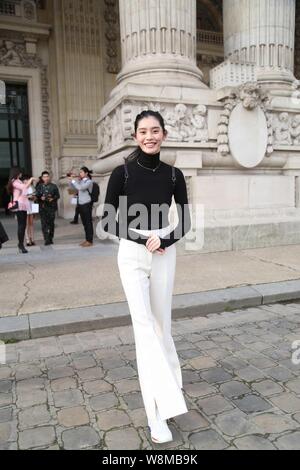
[0,220,9,249]
[23,174,36,246]
[68,167,94,247]
[36,171,60,246]
[6,167,36,254]
[1,186,11,216]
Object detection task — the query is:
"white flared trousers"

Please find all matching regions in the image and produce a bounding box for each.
[117,228,188,423]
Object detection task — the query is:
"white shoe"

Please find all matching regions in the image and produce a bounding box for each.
[149,417,173,444]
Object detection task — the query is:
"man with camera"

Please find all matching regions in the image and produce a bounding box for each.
[36,171,60,246]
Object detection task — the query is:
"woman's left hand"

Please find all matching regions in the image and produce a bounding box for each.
[146,234,161,253]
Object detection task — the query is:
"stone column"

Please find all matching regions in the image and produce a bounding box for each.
[295,0,300,79]
[223,0,296,88]
[93,0,211,176]
[114,0,205,92]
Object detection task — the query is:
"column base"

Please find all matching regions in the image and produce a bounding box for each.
[114,56,207,94]
[257,68,297,91]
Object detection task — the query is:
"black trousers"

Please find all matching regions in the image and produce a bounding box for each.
[40,207,56,242]
[73,204,80,223]
[16,210,27,247]
[78,202,93,242]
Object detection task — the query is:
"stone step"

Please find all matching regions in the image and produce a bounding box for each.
[1,279,300,341]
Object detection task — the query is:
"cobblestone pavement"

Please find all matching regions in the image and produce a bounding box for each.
[1,302,300,450]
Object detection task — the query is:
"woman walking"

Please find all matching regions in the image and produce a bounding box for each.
[7,167,36,254]
[100,110,191,443]
[68,167,94,247]
[23,174,37,246]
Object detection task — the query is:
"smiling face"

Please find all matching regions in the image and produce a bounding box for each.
[133,116,167,154]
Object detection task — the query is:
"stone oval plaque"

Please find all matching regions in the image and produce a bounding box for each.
[228,103,268,168]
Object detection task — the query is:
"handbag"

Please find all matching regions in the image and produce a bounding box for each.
[8,200,19,212]
[31,203,39,214]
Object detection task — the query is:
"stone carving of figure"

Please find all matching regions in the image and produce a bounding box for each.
[274,112,292,145]
[24,4,34,19]
[164,109,181,141]
[22,0,37,21]
[291,114,300,145]
[111,108,123,146]
[0,41,21,66]
[239,83,261,110]
[98,123,105,153]
[165,104,190,142]
[102,115,112,151]
[191,105,208,142]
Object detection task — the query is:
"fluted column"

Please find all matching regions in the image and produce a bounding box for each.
[295,0,300,79]
[116,0,205,89]
[223,0,296,87]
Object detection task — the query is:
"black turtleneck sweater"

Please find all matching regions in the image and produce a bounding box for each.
[100,148,191,249]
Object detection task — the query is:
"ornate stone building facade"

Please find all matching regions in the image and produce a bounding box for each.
[0,1,299,252]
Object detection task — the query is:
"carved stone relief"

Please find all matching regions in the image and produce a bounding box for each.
[22,0,37,21]
[97,101,209,154]
[272,112,300,146]
[104,0,120,74]
[217,82,273,159]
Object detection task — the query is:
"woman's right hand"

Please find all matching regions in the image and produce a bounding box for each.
[146,234,164,253]
[155,248,166,255]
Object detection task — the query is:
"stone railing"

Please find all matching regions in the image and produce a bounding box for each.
[0,0,18,16]
[210,59,257,89]
[0,0,37,21]
[197,29,223,46]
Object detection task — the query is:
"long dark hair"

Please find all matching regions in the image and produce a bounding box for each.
[125,110,167,163]
[80,166,93,179]
[7,166,22,194]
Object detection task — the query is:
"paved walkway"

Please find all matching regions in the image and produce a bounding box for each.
[1,302,300,450]
[2,215,300,318]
